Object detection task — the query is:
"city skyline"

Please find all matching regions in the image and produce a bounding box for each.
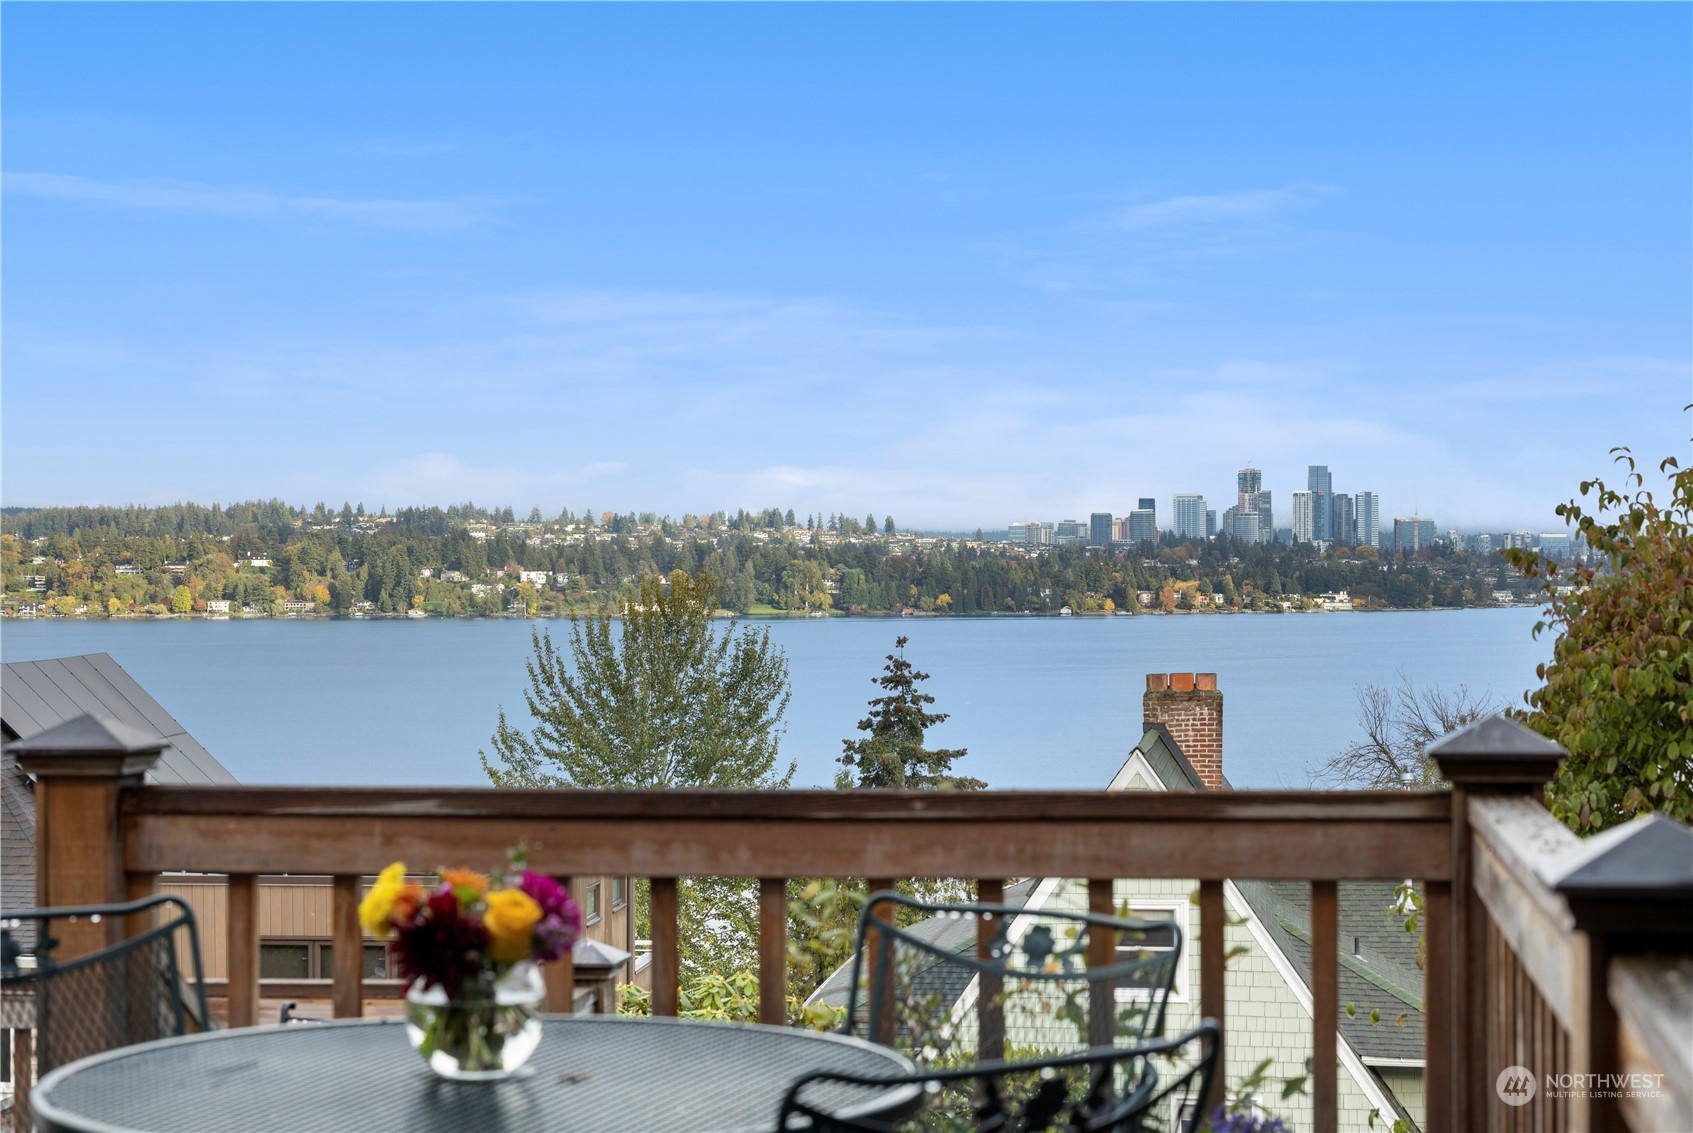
[3,4,1688,527]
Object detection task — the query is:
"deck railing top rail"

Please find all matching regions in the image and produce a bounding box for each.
[116,786,1454,880]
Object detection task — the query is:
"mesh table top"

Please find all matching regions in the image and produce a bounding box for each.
[33,1015,918,1133]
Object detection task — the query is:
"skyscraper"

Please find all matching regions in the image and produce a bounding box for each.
[1307,466,1332,542]
[1330,493,1356,546]
[1354,492,1380,550]
[1235,466,1269,543]
[1171,494,1208,539]
[1292,491,1315,543]
[1129,498,1157,543]
[1089,512,1114,547]
[1394,516,1435,554]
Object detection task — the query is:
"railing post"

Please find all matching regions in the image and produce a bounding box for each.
[1553,815,1693,1133]
[976,878,1005,1060]
[542,875,578,1014]
[1087,878,1116,1048]
[1429,715,1566,1133]
[1198,879,1227,1120]
[758,877,787,1026]
[330,874,364,1018]
[650,877,679,1017]
[6,716,165,960]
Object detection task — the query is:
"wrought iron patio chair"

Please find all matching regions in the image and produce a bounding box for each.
[0,894,210,1078]
[778,1018,1221,1132]
[842,891,1183,1069]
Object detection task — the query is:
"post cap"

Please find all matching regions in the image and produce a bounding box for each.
[1427,715,1566,790]
[4,713,167,778]
[1554,814,1693,938]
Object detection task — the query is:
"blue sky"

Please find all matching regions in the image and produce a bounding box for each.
[4,3,1689,530]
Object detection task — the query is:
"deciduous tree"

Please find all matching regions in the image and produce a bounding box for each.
[481,569,794,789]
[1314,676,1501,789]
[1507,445,1693,832]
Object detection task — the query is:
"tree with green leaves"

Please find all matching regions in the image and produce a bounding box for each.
[481,569,794,788]
[1507,443,1693,833]
[837,636,984,790]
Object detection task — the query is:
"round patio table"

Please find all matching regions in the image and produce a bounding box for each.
[31,1015,918,1133]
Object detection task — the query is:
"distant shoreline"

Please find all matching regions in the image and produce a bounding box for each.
[3,604,1543,624]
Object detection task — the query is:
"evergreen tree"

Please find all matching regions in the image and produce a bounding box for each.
[883,515,895,535]
[837,636,984,790]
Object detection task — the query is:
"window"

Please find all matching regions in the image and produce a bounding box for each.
[611,876,627,911]
[259,938,388,980]
[584,882,602,925]
[1112,904,1187,1001]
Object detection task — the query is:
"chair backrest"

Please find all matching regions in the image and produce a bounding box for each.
[780,1018,1222,1133]
[843,891,1182,1068]
[0,894,209,1074]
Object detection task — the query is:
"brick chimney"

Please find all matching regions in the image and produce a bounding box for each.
[1143,673,1224,789]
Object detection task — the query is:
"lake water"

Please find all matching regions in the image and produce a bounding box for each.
[1,610,1550,790]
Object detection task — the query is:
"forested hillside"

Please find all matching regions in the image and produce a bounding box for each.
[2,501,1534,618]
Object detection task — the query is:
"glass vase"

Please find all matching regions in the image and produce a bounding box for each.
[405,961,545,1080]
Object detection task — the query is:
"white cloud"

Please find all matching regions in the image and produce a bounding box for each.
[1106,183,1338,232]
[3,171,509,231]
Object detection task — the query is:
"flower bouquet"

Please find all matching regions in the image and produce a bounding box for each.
[359,849,581,1079]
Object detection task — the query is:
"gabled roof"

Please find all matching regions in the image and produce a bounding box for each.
[1,653,236,785]
[1107,726,1225,793]
[1231,880,1426,1062]
[1105,725,1425,1068]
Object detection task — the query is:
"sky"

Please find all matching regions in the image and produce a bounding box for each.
[4,3,1689,531]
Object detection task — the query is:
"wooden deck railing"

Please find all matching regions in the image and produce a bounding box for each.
[10,713,1690,1133]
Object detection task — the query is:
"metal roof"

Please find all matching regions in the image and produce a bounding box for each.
[0,653,236,785]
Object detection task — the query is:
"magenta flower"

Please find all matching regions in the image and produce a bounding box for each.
[532,914,577,963]
[518,871,583,940]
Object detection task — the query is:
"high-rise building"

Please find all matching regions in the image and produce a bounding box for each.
[1171,494,1208,539]
[1292,491,1315,543]
[1128,499,1157,543]
[1205,510,1217,538]
[1394,517,1435,554]
[1088,512,1114,547]
[1113,517,1132,543]
[1330,493,1356,546]
[1054,520,1088,545]
[1008,521,1040,545]
[1307,466,1332,542]
[1236,467,1270,544]
[1354,492,1381,550]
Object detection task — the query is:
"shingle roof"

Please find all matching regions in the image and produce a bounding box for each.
[1231,880,1426,1062]
[806,879,1042,1010]
[1110,727,1425,1063]
[1,653,236,785]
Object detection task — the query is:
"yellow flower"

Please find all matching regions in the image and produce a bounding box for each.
[483,888,543,964]
[358,862,410,937]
